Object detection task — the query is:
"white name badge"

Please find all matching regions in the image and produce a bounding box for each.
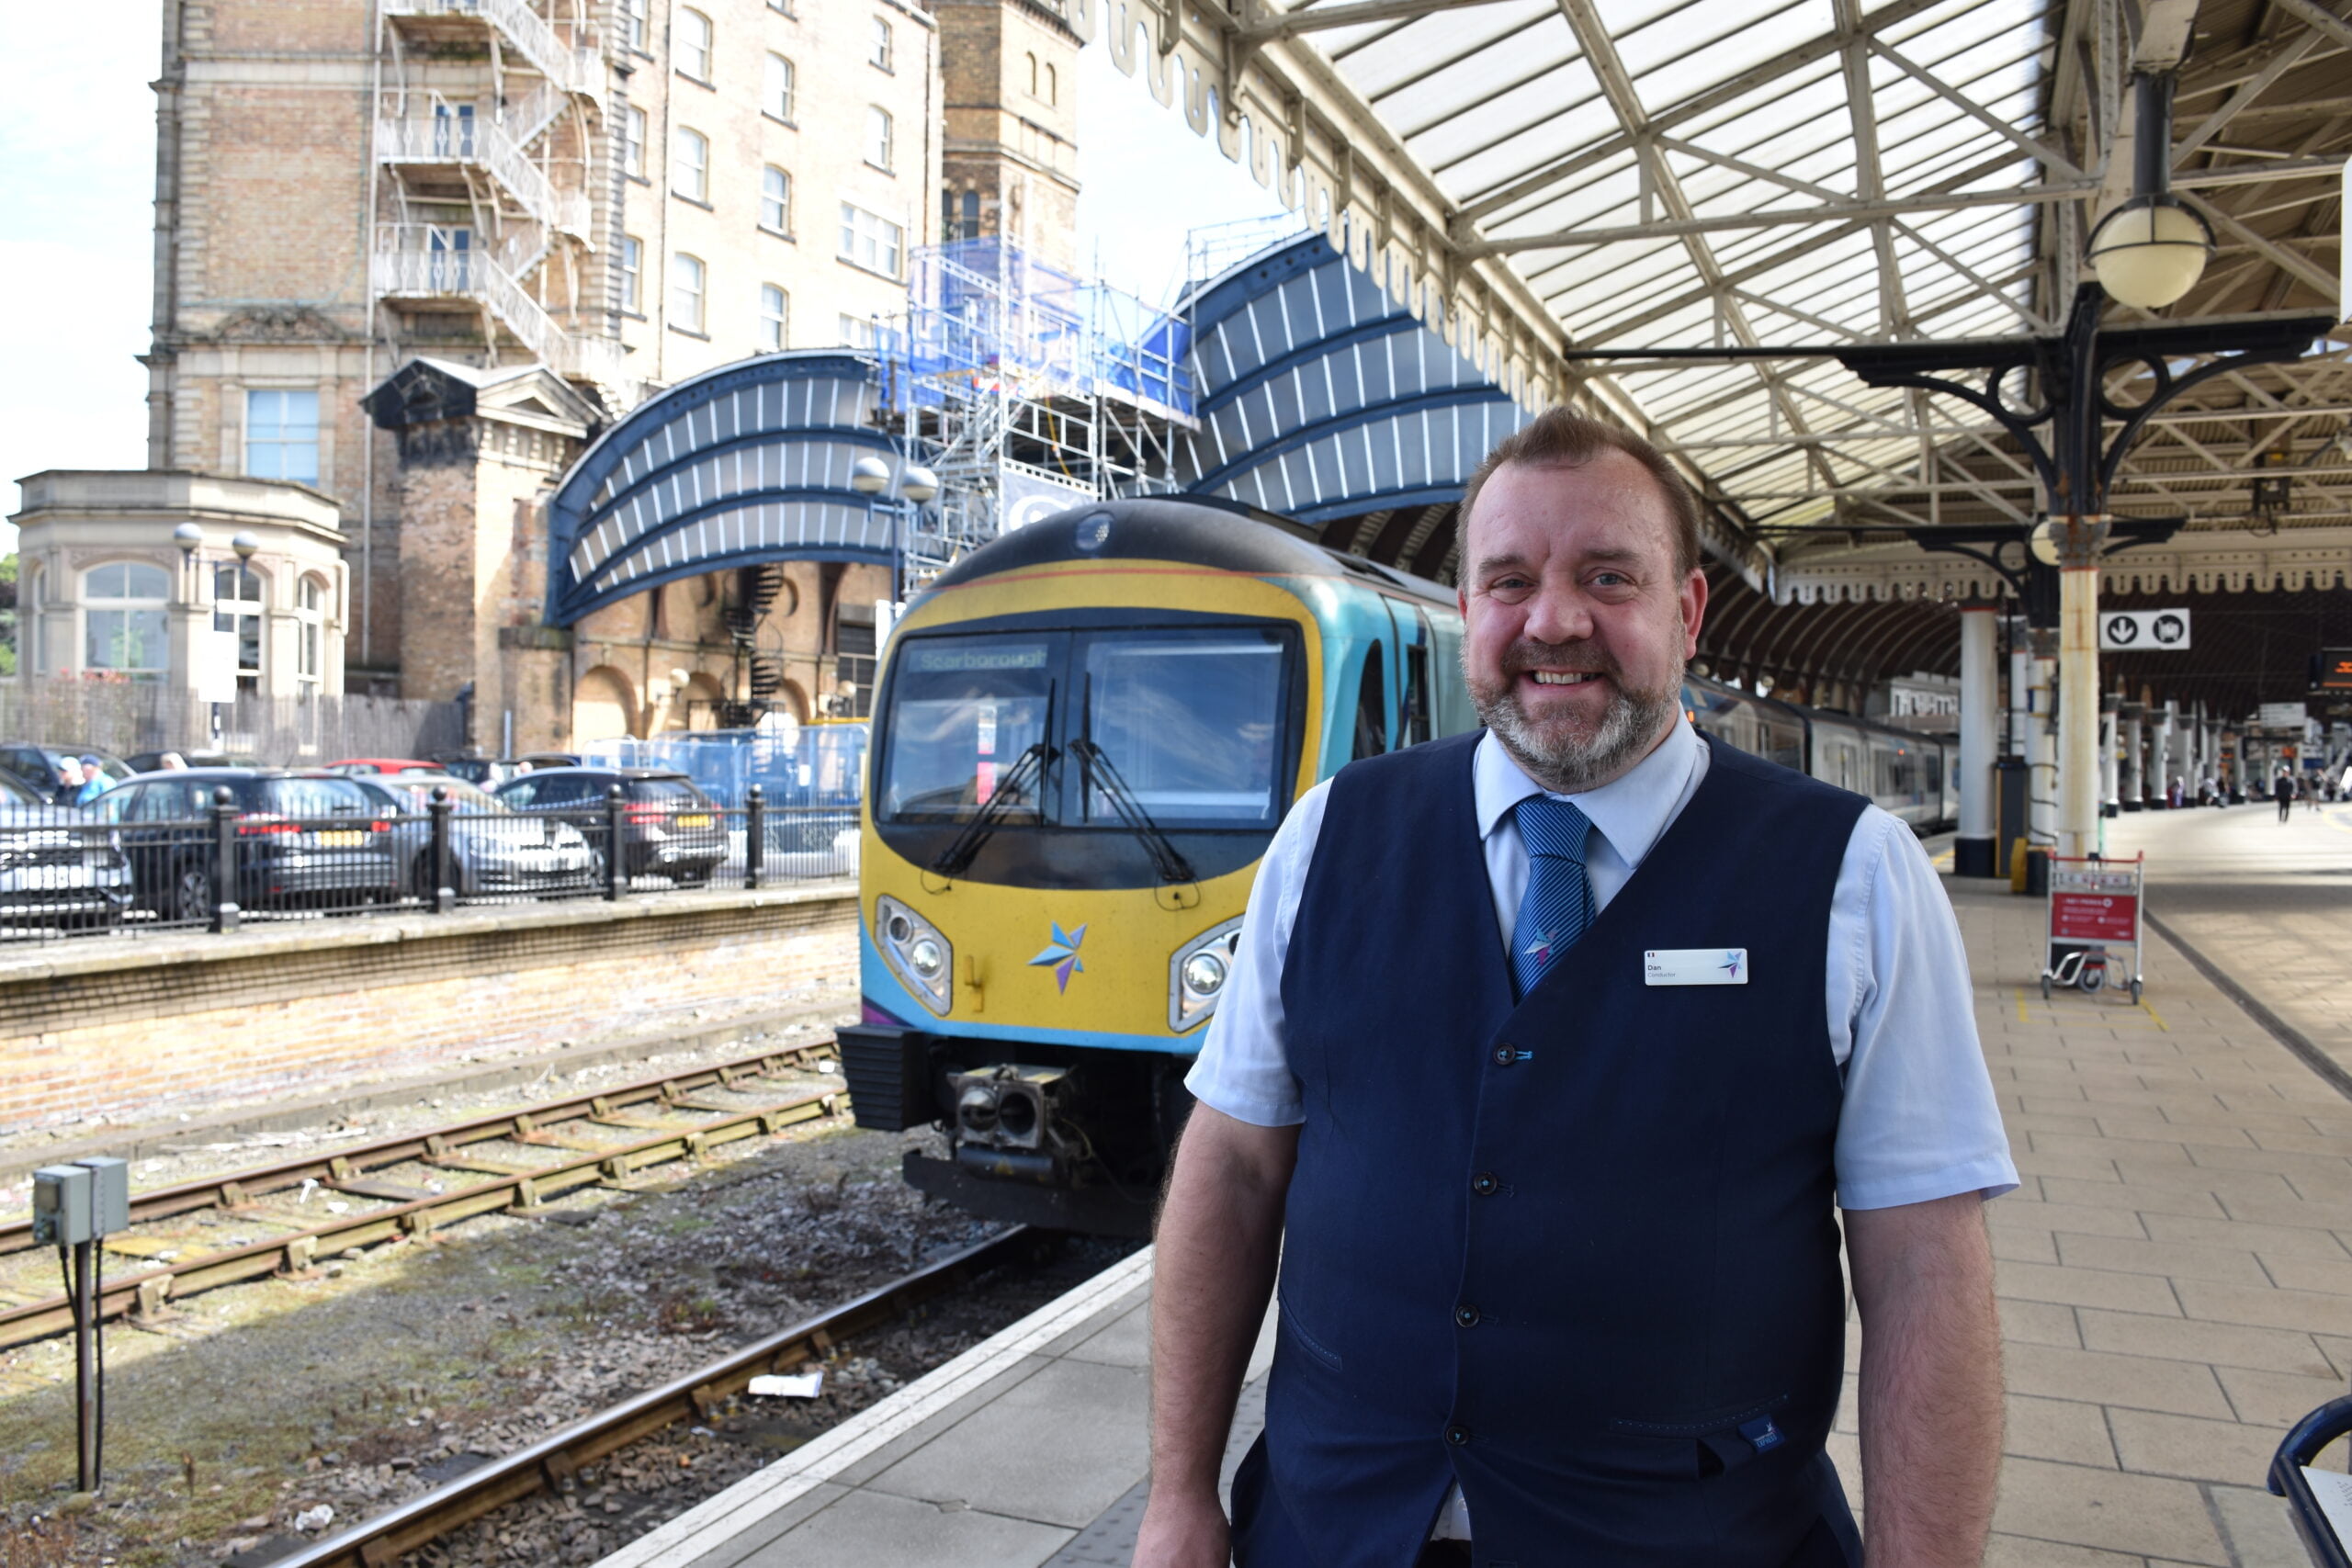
[1645,949,1749,987]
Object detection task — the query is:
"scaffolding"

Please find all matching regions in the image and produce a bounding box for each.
[877,239,1198,587]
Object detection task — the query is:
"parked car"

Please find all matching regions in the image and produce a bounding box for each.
[0,771,132,931]
[431,756,535,789]
[95,770,399,921]
[517,751,581,770]
[0,744,134,804]
[346,773,596,897]
[327,757,440,776]
[119,749,261,774]
[492,767,727,886]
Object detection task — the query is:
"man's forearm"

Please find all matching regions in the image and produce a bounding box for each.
[1851,1194,2004,1566]
[1148,1111,1295,1497]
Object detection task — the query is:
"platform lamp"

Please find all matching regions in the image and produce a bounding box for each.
[173,522,204,604]
[2085,70,2214,310]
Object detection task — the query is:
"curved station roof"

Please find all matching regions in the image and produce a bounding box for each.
[1090,0,2350,709]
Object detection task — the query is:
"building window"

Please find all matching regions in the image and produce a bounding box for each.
[213,563,266,691]
[764,52,795,122]
[760,165,791,234]
[433,101,477,157]
[869,17,893,69]
[837,313,876,349]
[672,253,706,333]
[838,203,902,276]
[865,107,893,173]
[84,562,170,679]
[245,389,320,485]
[673,126,708,202]
[677,7,713,81]
[620,235,643,312]
[942,188,979,242]
[620,0,649,50]
[297,575,325,690]
[623,105,648,178]
[759,285,787,352]
[1046,63,1057,105]
[1026,52,1038,96]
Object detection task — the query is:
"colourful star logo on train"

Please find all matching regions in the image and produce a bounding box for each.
[1028,922,1088,993]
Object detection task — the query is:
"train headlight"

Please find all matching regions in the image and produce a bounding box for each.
[1169,916,1245,1032]
[876,894,952,1015]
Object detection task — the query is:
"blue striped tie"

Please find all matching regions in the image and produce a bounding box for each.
[1510,796,1594,999]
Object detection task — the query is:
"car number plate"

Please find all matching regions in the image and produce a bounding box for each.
[315,829,365,848]
[676,814,712,828]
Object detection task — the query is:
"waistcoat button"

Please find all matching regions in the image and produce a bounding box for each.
[1492,1044,1513,1066]
[1444,1424,1471,1447]
[1454,1303,1480,1327]
[1471,1172,1498,1196]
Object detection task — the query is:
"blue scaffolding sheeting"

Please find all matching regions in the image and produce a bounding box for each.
[877,239,1194,423]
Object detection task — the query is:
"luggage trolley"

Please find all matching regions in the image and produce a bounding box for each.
[2270,1396,2352,1566]
[2040,852,2145,1004]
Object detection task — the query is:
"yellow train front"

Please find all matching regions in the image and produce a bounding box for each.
[839,496,1476,1234]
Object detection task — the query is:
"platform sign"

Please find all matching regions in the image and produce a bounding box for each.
[2050,864,2140,944]
[2259,702,2309,730]
[2099,609,2190,650]
[2319,649,2352,692]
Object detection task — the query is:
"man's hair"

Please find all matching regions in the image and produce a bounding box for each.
[1459,408,1702,577]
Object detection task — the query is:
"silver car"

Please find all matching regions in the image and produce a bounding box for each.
[0,772,133,931]
[350,773,597,898]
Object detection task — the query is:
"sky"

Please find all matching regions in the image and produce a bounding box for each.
[0,12,1287,548]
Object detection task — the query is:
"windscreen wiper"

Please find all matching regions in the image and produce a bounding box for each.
[930,740,1054,880]
[1069,739,1196,886]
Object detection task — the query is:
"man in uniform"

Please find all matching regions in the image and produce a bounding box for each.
[1136,411,2015,1568]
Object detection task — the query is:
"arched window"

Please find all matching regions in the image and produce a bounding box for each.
[677,8,713,80]
[84,561,171,678]
[297,575,327,694]
[865,107,892,173]
[764,52,795,121]
[671,254,706,332]
[213,561,266,692]
[1026,52,1037,95]
[672,126,708,201]
[1046,63,1057,105]
[760,165,791,233]
[869,16,893,69]
[758,284,787,352]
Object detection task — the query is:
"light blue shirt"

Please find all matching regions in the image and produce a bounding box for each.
[1184,720,2018,1213]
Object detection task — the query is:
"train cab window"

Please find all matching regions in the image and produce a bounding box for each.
[1351,642,1386,761]
[1080,628,1288,828]
[881,637,1054,822]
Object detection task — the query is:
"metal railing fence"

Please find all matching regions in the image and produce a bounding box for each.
[0,785,857,946]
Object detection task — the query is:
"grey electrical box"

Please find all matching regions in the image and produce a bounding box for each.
[32,1165,94,1246]
[75,1156,129,1236]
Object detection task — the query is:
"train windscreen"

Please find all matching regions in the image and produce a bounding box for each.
[1080,629,1289,828]
[878,637,1055,823]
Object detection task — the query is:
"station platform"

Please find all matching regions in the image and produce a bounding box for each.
[603,802,2352,1568]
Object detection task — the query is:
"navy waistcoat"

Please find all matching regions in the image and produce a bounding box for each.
[1231,730,1868,1568]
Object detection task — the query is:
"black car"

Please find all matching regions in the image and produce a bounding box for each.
[492,767,727,886]
[95,770,400,922]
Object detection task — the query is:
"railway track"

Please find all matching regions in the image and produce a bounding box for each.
[272,1226,1033,1568]
[0,1040,849,1349]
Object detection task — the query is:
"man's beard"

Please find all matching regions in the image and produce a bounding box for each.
[1465,640,1684,795]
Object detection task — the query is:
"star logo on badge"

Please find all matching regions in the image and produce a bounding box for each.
[1720,950,1742,979]
[1028,921,1088,993]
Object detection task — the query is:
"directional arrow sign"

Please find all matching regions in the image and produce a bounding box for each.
[2099,609,2191,651]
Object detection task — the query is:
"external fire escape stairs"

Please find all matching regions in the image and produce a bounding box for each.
[373,0,627,400]
[718,565,791,728]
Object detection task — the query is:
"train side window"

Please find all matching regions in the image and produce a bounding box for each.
[1352,642,1387,761]
[1402,610,1433,747]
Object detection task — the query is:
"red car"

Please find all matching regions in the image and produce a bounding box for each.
[328,757,441,776]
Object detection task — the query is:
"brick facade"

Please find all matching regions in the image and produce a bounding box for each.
[0,886,856,1135]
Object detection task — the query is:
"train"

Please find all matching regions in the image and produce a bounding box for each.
[840,496,1955,1234]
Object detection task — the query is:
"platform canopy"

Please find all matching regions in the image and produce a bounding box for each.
[1087,0,2351,692]
[544,353,922,626]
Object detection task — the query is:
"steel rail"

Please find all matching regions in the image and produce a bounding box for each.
[0,1040,840,1255]
[272,1226,1033,1568]
[0,1048,851,1349]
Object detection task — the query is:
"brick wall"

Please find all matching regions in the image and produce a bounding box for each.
[0,886,857,1135]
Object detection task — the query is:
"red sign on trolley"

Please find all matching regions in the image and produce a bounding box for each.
[2052,883,2138,942]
